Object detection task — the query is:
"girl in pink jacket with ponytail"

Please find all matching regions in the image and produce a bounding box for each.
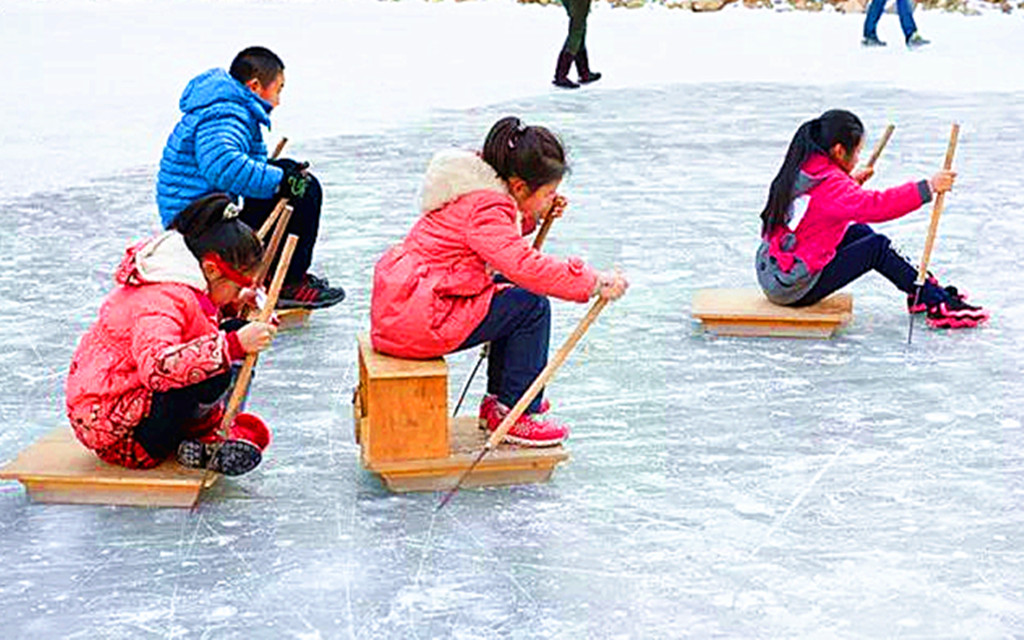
[66,194,276,475]
[371,116,628,447]
[756,109,987,329]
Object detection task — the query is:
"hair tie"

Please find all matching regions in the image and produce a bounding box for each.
[223,202,241,220]
[508,119,529,149]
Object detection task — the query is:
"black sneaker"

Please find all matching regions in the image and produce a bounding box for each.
[862,35,887,47]
[177,439,262,476]
[926,297,989,329]
[277,273,346,309]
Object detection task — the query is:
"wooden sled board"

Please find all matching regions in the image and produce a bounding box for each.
[692,288,853,339]
[275,307,311,330]
[0,428,216,508]
[363,417,569,493]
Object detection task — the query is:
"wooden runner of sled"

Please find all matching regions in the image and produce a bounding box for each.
[0,428,215,508]
[692,288,853,339]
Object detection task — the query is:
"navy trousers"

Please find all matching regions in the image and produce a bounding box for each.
[456,287,551,415]
[241,166,323,284]
[794,224,944,307]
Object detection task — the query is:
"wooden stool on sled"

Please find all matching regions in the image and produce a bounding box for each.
[354,334,568,492]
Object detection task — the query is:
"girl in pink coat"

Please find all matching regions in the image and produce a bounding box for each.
[756,109,988,329]
[371,117,628,446]
[66,194,275,475]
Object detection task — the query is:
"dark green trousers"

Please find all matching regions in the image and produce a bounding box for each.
[560,0,591,55]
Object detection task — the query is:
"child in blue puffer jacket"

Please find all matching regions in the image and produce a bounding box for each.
[156,46,344,310]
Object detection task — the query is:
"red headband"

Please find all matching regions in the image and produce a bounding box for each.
[203,253,255,288]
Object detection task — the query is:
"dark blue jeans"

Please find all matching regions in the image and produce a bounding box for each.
[241,167,323,284]
[456,287,551,415]
[864,0,918,41]
[794,224,944,307]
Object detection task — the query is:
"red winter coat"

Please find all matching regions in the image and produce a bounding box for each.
[765,153,932,273]
[371,150,598,359]
[66,232,242,457]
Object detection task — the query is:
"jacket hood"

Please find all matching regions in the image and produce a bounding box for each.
[179,68,272,126]
[419,150,510,214]
[115,231,209,292]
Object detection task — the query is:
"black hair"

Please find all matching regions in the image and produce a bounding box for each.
[169,194,263,273]
[229,46,285,87]
[760,109,864,235]
[482,116,568,191]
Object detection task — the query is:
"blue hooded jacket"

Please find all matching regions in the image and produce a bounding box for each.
[156,68,285,227]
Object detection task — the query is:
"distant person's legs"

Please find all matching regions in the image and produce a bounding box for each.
[898,0,929,47]
[554,0,589,88]
[862,0,887,46]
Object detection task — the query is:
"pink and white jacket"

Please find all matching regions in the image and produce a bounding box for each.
[371,150,598,359]
[765,153,932,273]
[66,232,245,453]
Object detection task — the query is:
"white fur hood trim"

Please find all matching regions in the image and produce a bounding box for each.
[419,149,510,214]
[134,231,209,292]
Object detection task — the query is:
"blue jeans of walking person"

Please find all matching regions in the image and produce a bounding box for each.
[456,287,550,415]
[864,0,918,42]
[792,224,946,307]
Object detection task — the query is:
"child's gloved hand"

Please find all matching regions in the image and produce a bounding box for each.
[593,270,629,301]
[929,169,957,195]
[237,321,277,354]
[272,158,311,200]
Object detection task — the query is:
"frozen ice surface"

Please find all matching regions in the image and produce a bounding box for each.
[2,81,1024,637]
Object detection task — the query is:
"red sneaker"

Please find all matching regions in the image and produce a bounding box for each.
[176,412,271,476]
[479,397,568,447]
[478,394,550,426]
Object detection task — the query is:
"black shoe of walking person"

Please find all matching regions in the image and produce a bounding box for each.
[553,50,580,89]
[278,273,346,309]
[862,35,887,47]
[574,48,602,84]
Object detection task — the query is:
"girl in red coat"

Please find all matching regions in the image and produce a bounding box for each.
[756,109,988,329]
[371,116,628,446]
[66,194,275,475]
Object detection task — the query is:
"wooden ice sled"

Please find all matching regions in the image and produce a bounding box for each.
[692,288,853,338]
[0,428,216,508]
[355,334,568,492]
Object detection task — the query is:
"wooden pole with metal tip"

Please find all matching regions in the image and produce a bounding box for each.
[438,297,609,510]
[908,123,960,345]
[196,235,298,497]
[865,123,895,169]
[271,137,288,160]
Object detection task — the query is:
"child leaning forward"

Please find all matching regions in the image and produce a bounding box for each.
[371,116,628,447]
[66,195,276,475]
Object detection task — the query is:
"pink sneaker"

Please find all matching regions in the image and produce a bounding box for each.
[479,397,568,447]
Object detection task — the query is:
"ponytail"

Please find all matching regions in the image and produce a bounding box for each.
[482,116,568,191]
[760,109,864,236]
[169,194,263,273]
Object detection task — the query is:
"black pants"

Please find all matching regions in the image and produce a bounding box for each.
[134,372,232,460]
[240,167,323,284]
[795,224,943,307]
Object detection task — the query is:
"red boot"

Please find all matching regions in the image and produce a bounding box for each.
[176,412,271,476]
